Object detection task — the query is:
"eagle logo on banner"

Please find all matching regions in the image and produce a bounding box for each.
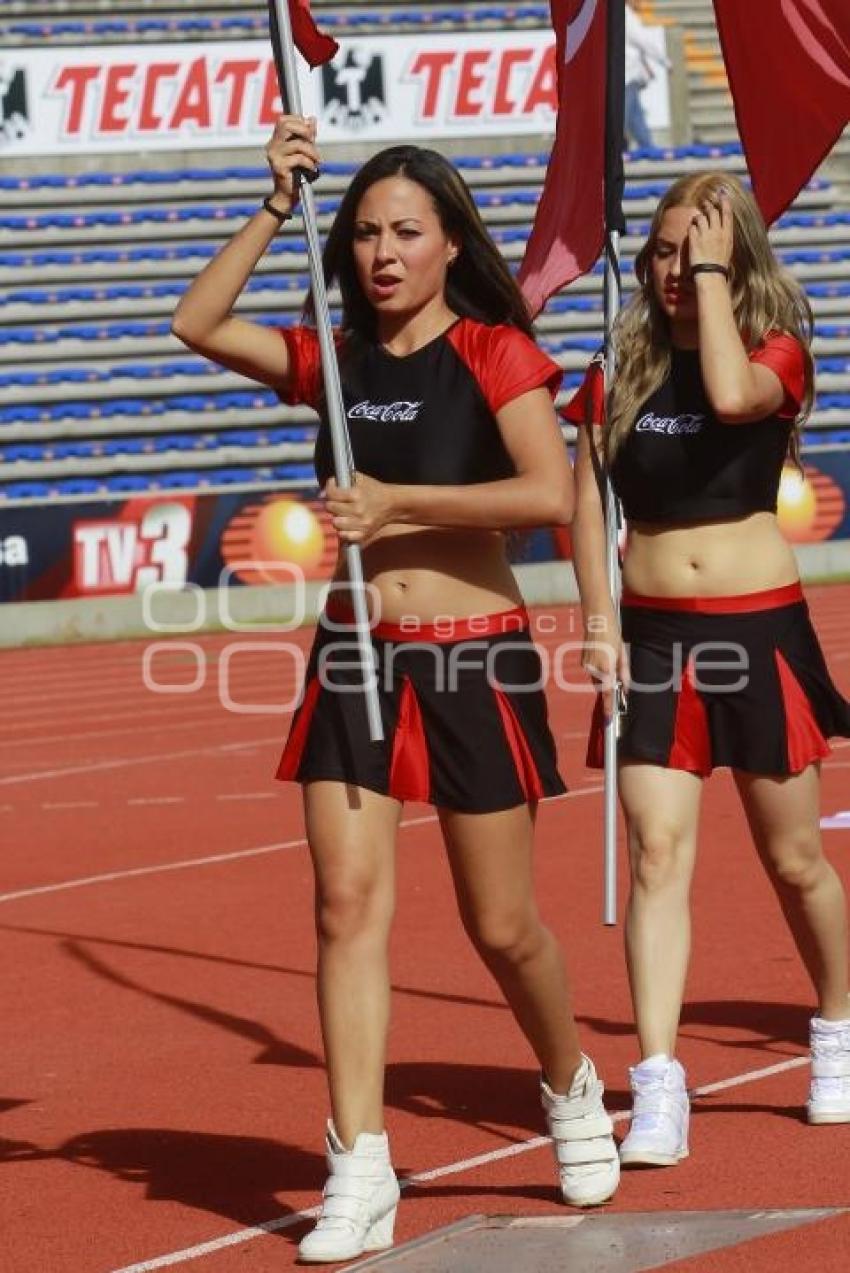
[0,65,29,142]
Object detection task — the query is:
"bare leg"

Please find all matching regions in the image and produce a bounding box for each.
[619,763,703,1059]
[734,765,850,1020]
[440,802,581,1092]
[305,781,402,1147]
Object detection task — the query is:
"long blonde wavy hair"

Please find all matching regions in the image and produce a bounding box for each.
[604,171,814,465]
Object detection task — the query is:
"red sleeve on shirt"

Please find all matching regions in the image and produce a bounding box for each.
[276,326,323,407]
[560,357,606,428]
[749,332,806,419]
[446,319,563,415]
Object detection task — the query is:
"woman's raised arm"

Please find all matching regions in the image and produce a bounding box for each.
[171,115,319,392]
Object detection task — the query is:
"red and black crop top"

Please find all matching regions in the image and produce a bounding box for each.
[562,333,806,524]
[278,316,563,487]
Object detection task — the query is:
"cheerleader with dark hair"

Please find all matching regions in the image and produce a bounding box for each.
[173,117,620,1262]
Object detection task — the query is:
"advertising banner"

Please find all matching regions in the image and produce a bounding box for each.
[0,30,670,157]
[0,453,847,604]
[0,490,331,603]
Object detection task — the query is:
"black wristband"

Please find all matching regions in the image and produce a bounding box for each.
[690,263,730,281]
[262,195,292,226]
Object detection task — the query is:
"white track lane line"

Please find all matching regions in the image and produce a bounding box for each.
[0,838,309,905]
[5,703,292,738]
[0,659,162,687]
[0,708,592,751]
[0,816,437,905]
[5,671,302,716]
[0,791,602,906]
[0,737,282,786]
[1,666,223,702]
[2,714,286,751]
[126,796,187,806]
[6,706,292,741]
[107,1054,811,1273]
[216,791,278,801]
[5,680,303,743]
[8,676,301,715]
[0,719,597,784]
[41,801,100,811]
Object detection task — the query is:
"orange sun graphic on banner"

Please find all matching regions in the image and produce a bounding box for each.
[220,495,336,584]
[776,465,846,543]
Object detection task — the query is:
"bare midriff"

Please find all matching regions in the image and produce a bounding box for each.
[622,511,800,598]
[331,524,524,623]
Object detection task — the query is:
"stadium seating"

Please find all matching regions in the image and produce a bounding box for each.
[1,0,849,501]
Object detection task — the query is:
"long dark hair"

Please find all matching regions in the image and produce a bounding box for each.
[304,146,533,338]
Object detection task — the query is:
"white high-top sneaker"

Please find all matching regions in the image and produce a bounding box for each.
[808,1015,850,1124]
[619,1054,690,1167]
[298,1122,400,1264]
[541,1054,620,1207]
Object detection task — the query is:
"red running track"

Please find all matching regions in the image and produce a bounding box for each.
[1,588,849,1272]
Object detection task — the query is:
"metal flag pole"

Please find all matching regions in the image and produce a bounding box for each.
[268,0,383,741]
[602,0,627,925]
[602,233,622,926]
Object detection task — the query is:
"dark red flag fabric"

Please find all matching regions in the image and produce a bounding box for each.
[288,0,339,68]
[713,0,850,225]
[518,0,609,316]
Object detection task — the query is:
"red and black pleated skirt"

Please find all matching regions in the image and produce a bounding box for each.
[587,582,850,776]
[277,606,566,812]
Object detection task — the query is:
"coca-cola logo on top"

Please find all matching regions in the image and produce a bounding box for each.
[635,412,706,436]
[348,400,423,423]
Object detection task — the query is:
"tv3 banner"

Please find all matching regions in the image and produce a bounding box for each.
[0,491,340,602]
[1,457,848,604]
[0,30,670,156]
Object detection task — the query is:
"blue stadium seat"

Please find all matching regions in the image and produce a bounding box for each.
[1,481,51,499]
[2,445,44,463]
[4,204,849,275]
[51,477,102,495]
[817,395,850,409]
[0,389,281,425]
[154,472,207,489]
[3,8,556,42]
[102,475,152,493]
[1,275,310,308]
[98,439,149,457]
[0,143,745,195]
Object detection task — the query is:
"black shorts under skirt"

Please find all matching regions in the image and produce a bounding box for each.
[277,606,567,812]
[587,582,850,777]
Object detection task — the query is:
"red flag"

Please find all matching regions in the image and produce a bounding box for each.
[518,0,609,317]
[288,0,339,68]
[713,0,850,225]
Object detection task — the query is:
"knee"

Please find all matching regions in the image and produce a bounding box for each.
[316,873,393,945]
[769,835,826,893]
[629,825,690,893]
[464,905,546,967]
